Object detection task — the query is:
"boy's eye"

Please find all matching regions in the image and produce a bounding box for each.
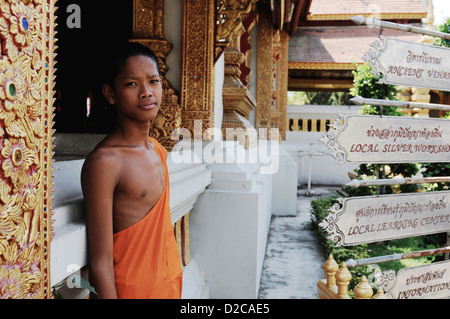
[150,79,161,84]
[125,82,137,87]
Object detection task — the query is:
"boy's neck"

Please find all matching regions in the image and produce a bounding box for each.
[112,121,152,148]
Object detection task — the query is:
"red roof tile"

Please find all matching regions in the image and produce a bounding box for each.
[308,0,427,20]
[289,26,425,66]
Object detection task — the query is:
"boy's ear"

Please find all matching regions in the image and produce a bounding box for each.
[102,84,115,105]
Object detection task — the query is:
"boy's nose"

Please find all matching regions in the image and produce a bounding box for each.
[140,88,153,99]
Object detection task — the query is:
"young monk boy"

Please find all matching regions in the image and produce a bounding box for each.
[81,43,182,299]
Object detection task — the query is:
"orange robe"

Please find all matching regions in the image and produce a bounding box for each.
[113,137,183,299]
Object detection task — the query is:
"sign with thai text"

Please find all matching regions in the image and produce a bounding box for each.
[363,36,450,91]
[319,191,450,246]
[380,260,450,299]
[319,115,450,164]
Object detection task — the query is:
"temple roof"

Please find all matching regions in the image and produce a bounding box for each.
[307,0,427,21]
[286,0,429,91]
[289,25,425,68]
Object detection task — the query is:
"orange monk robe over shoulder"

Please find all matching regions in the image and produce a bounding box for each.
[113,137,183,299]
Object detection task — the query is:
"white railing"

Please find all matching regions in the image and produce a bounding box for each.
[284,104,362,186]
[286,104,361,133]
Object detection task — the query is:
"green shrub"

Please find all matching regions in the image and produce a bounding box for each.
[434,18,450,48]
[350,62,401,116]
[310,196,370,290]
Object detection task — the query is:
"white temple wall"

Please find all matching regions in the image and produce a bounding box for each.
[188,141,273,299]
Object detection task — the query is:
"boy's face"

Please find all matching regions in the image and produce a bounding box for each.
[103,55,162,123]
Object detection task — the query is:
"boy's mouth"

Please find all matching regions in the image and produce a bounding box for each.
[138,103,157,110]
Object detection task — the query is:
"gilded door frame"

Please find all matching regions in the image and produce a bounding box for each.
[0,0,56,298]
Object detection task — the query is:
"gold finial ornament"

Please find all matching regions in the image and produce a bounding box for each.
[323,254,339,292]
[372,287,387,299]
[335,262,352,299]
[354,276,374,299]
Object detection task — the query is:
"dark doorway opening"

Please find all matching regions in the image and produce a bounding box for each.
[54,0,132,134]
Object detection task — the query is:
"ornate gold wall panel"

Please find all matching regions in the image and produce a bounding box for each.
[271,29,280,117]
[276,30,288,140]
[132,0,181,150]
[0,0,56,298]
[255,7,272,130]
[172,212,191,267]
[181,0,215,139]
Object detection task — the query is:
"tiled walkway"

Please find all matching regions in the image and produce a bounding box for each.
[258,187,338,299]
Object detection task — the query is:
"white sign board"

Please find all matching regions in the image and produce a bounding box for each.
[363,36,450,92]
[380,260,450,299]
[319,191,450,246]
[320,115,450,164]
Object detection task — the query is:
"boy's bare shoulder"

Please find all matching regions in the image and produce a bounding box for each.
[82,139,123,175]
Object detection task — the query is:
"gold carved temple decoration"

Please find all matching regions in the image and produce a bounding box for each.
[215,0,256,59]
[0,0,56,298]
[271,30,280,128]
[221,22,257,135]
[253,2,288,139]
[255,6,273,131]
[130,0,286,141]
[131,0,181,150]
[181,0,216,139]
[215,0,287,139]
[272,29,288,140]
[216,0,258,137]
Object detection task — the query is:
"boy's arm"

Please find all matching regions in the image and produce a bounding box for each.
[81,152,119,299]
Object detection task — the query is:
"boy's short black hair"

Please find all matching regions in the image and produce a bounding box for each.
[103,42,160,88]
